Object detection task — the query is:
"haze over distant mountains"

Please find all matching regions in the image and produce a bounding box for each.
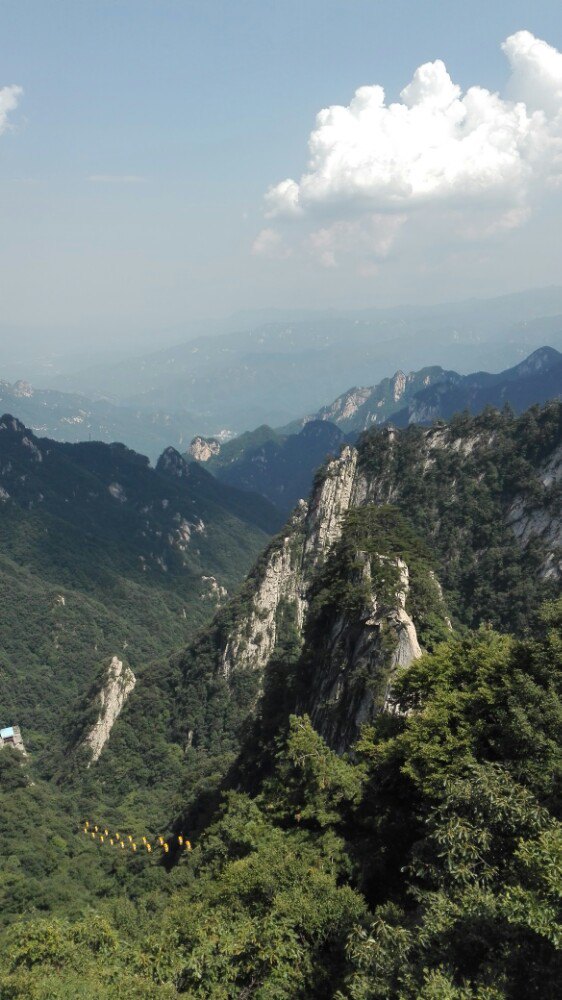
[1,288,562,463]
[27,287,562,429]
[192,346,562,512]
[0,378,204,461]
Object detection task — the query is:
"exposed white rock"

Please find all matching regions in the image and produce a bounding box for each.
[321,387,372,423]
[189,436,221,462]
[506,442,562,579]
[221,524,307,677]
[13,380,33,398]
[60,414,85,425]
[304,445,358,567]
[305,551,427,751]
[169,518,192,553]
[82,656,136,764]
[392,370,407,402]
[108,482,126,502]
[201,575,228,603]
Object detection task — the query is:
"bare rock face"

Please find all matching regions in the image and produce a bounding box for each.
[201,575,228,604]
[82,656,136,764]
[188,436,221,462]
[221,447,361,679]
[221,503,309,677]
[304,446,358,568]
[320,387,373,424]
[507,442,562,580]
[304,553,426,752]
[392,370,407,402]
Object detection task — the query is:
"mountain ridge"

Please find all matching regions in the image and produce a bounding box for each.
[187,347,562,515]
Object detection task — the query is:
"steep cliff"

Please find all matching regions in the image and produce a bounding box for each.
[296,507,447,751]
[81,656,136,764]
[173,401,560,756]
[191,445,360,686]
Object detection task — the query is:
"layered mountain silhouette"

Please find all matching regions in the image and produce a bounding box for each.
[190,347,562,512]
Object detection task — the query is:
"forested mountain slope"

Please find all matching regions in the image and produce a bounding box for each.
[193,419,348,514]
[0,416,281,768]
[0,403,560,999]
[170,402,561,771]
[0,401,559,998]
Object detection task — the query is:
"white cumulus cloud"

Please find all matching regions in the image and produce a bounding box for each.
[0,84,23,134]
[260,31,562,268]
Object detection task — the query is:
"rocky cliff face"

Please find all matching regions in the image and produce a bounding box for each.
[310,367,455,432]
[300,552,427,752]
[188,436,221,462]
[221,446,359,678]
[175,401,561,754]
[178,445,445,752]
[507,441,562,580]
[82,656,136,764]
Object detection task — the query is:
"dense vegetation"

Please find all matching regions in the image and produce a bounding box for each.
[0,601,559,997]
[0,403,560,997]
[358,401,561,632]
[199,420,346,515]
[0,416,280,773]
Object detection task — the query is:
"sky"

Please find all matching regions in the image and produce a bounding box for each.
[1,0,562,353]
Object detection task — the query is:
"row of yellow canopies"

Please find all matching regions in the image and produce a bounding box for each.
[82,820,192,855]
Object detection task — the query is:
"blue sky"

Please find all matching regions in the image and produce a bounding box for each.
[1,0,562,350]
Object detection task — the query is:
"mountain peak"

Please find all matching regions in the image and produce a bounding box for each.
[156,446,190,478]
[0,414,28,435]
[513,345,561,375]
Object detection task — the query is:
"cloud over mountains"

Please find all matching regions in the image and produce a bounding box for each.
[255,31,562,268]
[0,84,22,134]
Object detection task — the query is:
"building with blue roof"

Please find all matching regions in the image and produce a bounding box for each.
[0,725,26,754]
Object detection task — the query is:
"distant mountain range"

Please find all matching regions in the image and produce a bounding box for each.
[35,287,562,433]
[296,345,562,433]
[0,378,212,462]
[189,347,562,512]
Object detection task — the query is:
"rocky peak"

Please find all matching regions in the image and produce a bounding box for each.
[0,414,28,435]
[188,436,221,462]
[510,346,561,376]
[302,549,427,752]
[218,446,361,679]
[392,370,407,402]
[13,380,34,398]
[303,445,359,568]
[156,446,190,478]
[81,655,136,764]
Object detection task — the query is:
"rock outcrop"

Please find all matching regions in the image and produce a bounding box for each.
[302,555,425,752]
[304,446,358,568]
[82,656,136,764]
[175,401,560,755]
[189,436,221,462]
[507,442,562,579]
[221,447,360,679]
